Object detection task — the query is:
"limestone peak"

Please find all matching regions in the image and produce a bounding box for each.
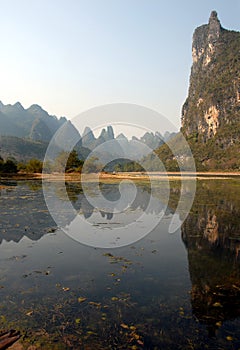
[208,10,221,39]
[209,10,218,21]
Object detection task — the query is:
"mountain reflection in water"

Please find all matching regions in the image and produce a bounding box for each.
[182,180,240,336]
[0,179,240,347]
[0,180,172,244]
[40,181,174,243]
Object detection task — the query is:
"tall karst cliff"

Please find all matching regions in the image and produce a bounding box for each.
[181,11,240,169]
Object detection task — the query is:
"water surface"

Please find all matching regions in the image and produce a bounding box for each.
[0,179,240,349]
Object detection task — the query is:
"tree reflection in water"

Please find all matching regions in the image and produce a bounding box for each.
[2,178,240,337]
[1,179,240,346]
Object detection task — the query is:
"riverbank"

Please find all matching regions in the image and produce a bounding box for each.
[99,171,240,180]
[1,171,240,182]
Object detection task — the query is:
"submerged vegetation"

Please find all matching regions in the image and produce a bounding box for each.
[0,179,240,348]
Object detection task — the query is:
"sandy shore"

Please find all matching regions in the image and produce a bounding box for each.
[99,171,240,181]
[1,171,240,182]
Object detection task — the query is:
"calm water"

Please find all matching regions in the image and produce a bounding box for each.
[0,179,240,349]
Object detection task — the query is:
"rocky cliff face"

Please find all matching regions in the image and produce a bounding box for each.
[181,11,240,144]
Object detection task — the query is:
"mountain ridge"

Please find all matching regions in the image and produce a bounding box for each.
[0,101,172,163]
[0,101,73,141]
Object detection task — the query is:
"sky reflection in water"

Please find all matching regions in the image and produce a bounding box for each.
[0,179,239,349]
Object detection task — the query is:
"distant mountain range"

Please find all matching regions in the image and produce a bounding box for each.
[0,101,175,162]
[0,101,70,141]
[0,101,79,161]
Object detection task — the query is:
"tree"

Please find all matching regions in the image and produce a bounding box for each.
[0,156,3,172]
[114,163,122,172]
[54,150,83,173]
[82,156,103,173]
[2,159,18,173]
[25,159,43,173]
[66,150,83,172]
[17,162,27,172]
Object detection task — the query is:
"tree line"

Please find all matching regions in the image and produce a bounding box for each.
[0,149,150,174]
[0,150,105,174]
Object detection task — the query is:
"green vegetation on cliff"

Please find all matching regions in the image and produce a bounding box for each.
[155,12,240,171]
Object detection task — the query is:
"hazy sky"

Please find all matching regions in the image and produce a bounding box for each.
[0,0,239,136]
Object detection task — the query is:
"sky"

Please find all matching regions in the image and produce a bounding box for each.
[0,0,239,137]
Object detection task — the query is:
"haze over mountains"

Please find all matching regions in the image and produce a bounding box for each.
[1,12,238,171]
[0,101,69,141]
[0,101,173,162]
